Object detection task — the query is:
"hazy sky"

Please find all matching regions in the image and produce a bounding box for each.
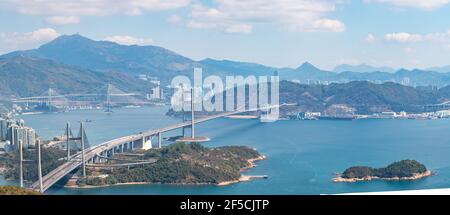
[0,0,450,70]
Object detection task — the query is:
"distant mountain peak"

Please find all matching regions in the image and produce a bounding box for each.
[48,34,92,43]
[297,62,319,70]
[38,34,97,50]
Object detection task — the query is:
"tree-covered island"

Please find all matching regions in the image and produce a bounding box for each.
[333,160,432,183]
[69,142,266,188]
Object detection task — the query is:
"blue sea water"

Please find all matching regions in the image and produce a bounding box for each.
[2,106,450,195]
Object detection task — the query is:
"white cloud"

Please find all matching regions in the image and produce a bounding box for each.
[365,0,450,10]
[0,0,190,23]
[385,32,423,42]
[104,35,154,46]
[384,30,450,43]
[28,28,60,41]
[186,0,346,33]
[364,34,376,43]
[46,16,80,25]
[312,19,346,32]
[0,28,60,54]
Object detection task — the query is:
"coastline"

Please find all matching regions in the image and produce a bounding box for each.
[65,155,267,189]
[332,170,433,183]
[217,155,267,186]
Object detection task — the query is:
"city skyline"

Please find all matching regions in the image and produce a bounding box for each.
[0,0,450,70]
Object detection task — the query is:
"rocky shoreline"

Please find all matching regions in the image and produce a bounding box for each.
[333,170,433,183]
[217,155,267,186]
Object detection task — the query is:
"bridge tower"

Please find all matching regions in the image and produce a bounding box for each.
[47,88,53,109]
[63,122,89,176]
[80,122,86,178]
[181,85,186,137]
[105,84,113,113]
[191,87,195,138]
[176,86,210,143]
[65,122,72,160]
[37,139,43,193]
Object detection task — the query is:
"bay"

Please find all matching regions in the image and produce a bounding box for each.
[3,106,450,195]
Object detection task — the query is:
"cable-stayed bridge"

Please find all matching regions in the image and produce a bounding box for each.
[10,84,149,109]
[28,103,287,193]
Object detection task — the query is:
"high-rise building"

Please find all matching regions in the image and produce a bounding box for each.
[148,80,163,100]
[0,118,7,141]
[7,125,36,149]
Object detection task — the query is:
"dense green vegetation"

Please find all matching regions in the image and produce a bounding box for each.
[0,186,41,195]
[341,160,428,179]
[76,142,262,187]
[0,56,148,98]
[0,147,66,182]
[280,80,443,114]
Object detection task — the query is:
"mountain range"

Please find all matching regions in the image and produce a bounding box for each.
[280,80,450,114]
[0,56,148,98]
[332,64,396,73]
[1,34,450,102]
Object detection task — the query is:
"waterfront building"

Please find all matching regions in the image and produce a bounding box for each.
[397,111,408,118]
[380,112,397,119]
[436,110,450,118]
[299,112,321,120]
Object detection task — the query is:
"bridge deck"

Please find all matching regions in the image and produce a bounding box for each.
[31,105,284,192]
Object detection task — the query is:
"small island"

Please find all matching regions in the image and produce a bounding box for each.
[68,142,266,188]
[333,160,432,183]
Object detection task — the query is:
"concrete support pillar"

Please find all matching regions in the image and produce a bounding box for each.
[142,135,153,150]
[66,122,70,160]
[81,122,86,178]
[19,140,23,188]
[158,132,162,149]
[37,140,43,193]
[182,85,186,138]
[191,88,195,138]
